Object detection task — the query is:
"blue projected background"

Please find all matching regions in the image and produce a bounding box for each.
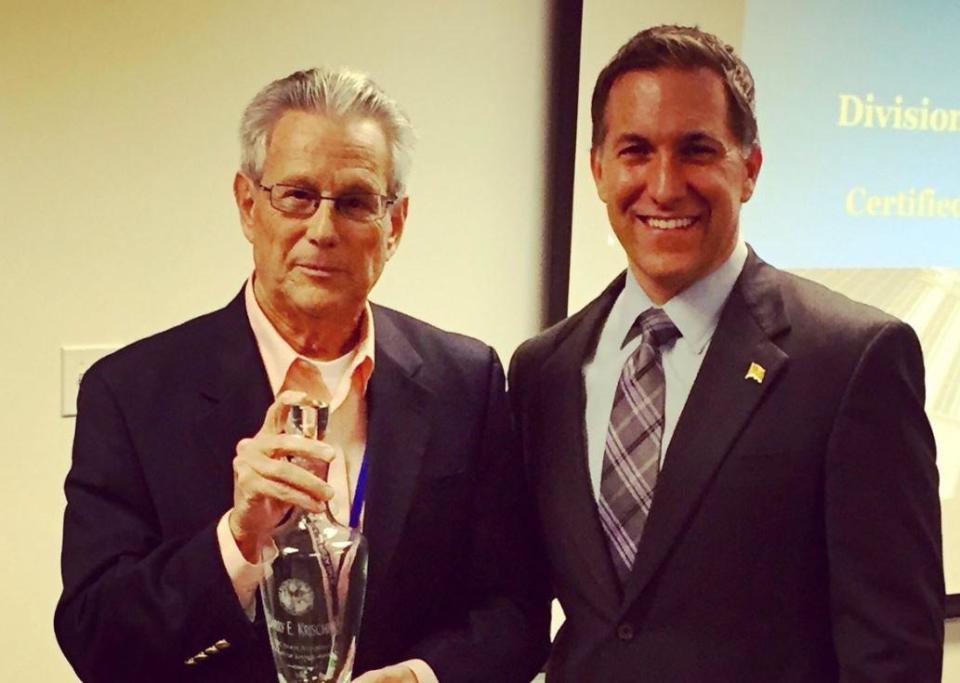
[741,0,960,268]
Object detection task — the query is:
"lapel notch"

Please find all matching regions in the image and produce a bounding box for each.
[194,292,274,498]
[361,307,431,600]
[538,274,627,615]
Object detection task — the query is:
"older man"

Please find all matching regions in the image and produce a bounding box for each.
[510,25,943,682]
[56,68,547,683]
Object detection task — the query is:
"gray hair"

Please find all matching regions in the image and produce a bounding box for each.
[592,25,758,152]
[239,67,415,196]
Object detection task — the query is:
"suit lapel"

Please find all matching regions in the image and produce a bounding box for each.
[194,297,432,599]
[361,307,431,602]
[619,252,791,611]
[539,275,626,616]
[194,291,274,508]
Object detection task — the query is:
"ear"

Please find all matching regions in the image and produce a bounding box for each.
[384,195,408,260]
[233,172,257,243]
[590,147,609,204]
[740,145,763,203]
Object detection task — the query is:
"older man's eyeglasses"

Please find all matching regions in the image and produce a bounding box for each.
[259,183,395,222]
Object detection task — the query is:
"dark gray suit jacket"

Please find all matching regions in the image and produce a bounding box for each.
[509,249,943,682]
[56,290,548,682]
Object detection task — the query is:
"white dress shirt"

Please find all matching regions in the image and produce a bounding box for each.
[583,240,748,498]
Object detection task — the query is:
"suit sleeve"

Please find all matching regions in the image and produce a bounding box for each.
[407,349,550,683]
[54,368,260,681]
[825,320,944,682]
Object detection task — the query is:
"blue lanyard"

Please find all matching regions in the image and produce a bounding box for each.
[349,454,369,529]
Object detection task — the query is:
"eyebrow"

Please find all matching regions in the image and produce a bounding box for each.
[616,133,647,144]
[613,133,653,148]
[611,131,724,148]
[270,175,317,188]
[335,181,382,195]
[270,176,381,194]
[681,131,722,144]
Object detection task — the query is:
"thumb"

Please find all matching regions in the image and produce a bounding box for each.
[258,390,309,436]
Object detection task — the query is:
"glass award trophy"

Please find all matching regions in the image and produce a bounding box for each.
[260,396,369,683]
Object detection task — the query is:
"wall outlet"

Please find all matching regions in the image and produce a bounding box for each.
[61,345,120,417]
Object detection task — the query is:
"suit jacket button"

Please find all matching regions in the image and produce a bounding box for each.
[617,623,635,641]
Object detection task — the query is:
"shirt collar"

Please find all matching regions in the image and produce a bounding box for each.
[616,239,748,355]
[244,276,376,402]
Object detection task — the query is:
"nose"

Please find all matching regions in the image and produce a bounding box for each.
[646,152,685,206]
[305,198,338,243]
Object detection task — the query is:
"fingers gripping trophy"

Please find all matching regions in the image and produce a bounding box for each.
[260,394,369,683]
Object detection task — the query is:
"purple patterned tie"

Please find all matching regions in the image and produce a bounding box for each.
[599,308,680,583]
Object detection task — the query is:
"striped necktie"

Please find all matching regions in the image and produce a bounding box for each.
[599,308,680,583]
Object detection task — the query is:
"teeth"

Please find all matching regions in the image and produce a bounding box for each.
[645,217,696,230]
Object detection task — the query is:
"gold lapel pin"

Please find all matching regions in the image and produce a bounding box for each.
[745,362,766,384]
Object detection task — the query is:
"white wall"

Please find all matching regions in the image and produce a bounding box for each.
[947,621,960,682]
[0,2,549,679]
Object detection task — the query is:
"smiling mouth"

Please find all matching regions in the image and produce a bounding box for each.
[638,215,699,230]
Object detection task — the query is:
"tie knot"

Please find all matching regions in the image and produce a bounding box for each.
[621,308,681,350]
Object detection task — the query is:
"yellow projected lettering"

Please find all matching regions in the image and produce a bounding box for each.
[846,187,960,218]
[837,94,960,132]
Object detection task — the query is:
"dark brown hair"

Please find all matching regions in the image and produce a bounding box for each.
[591,25,758,150]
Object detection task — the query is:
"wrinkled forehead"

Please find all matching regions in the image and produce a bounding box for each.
[262,111,392,186]
[264,111,389,157]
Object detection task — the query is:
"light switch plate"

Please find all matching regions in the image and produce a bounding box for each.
[61,345,120,417]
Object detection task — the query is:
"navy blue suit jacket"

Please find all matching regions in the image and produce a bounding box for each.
[56,290,548,682]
